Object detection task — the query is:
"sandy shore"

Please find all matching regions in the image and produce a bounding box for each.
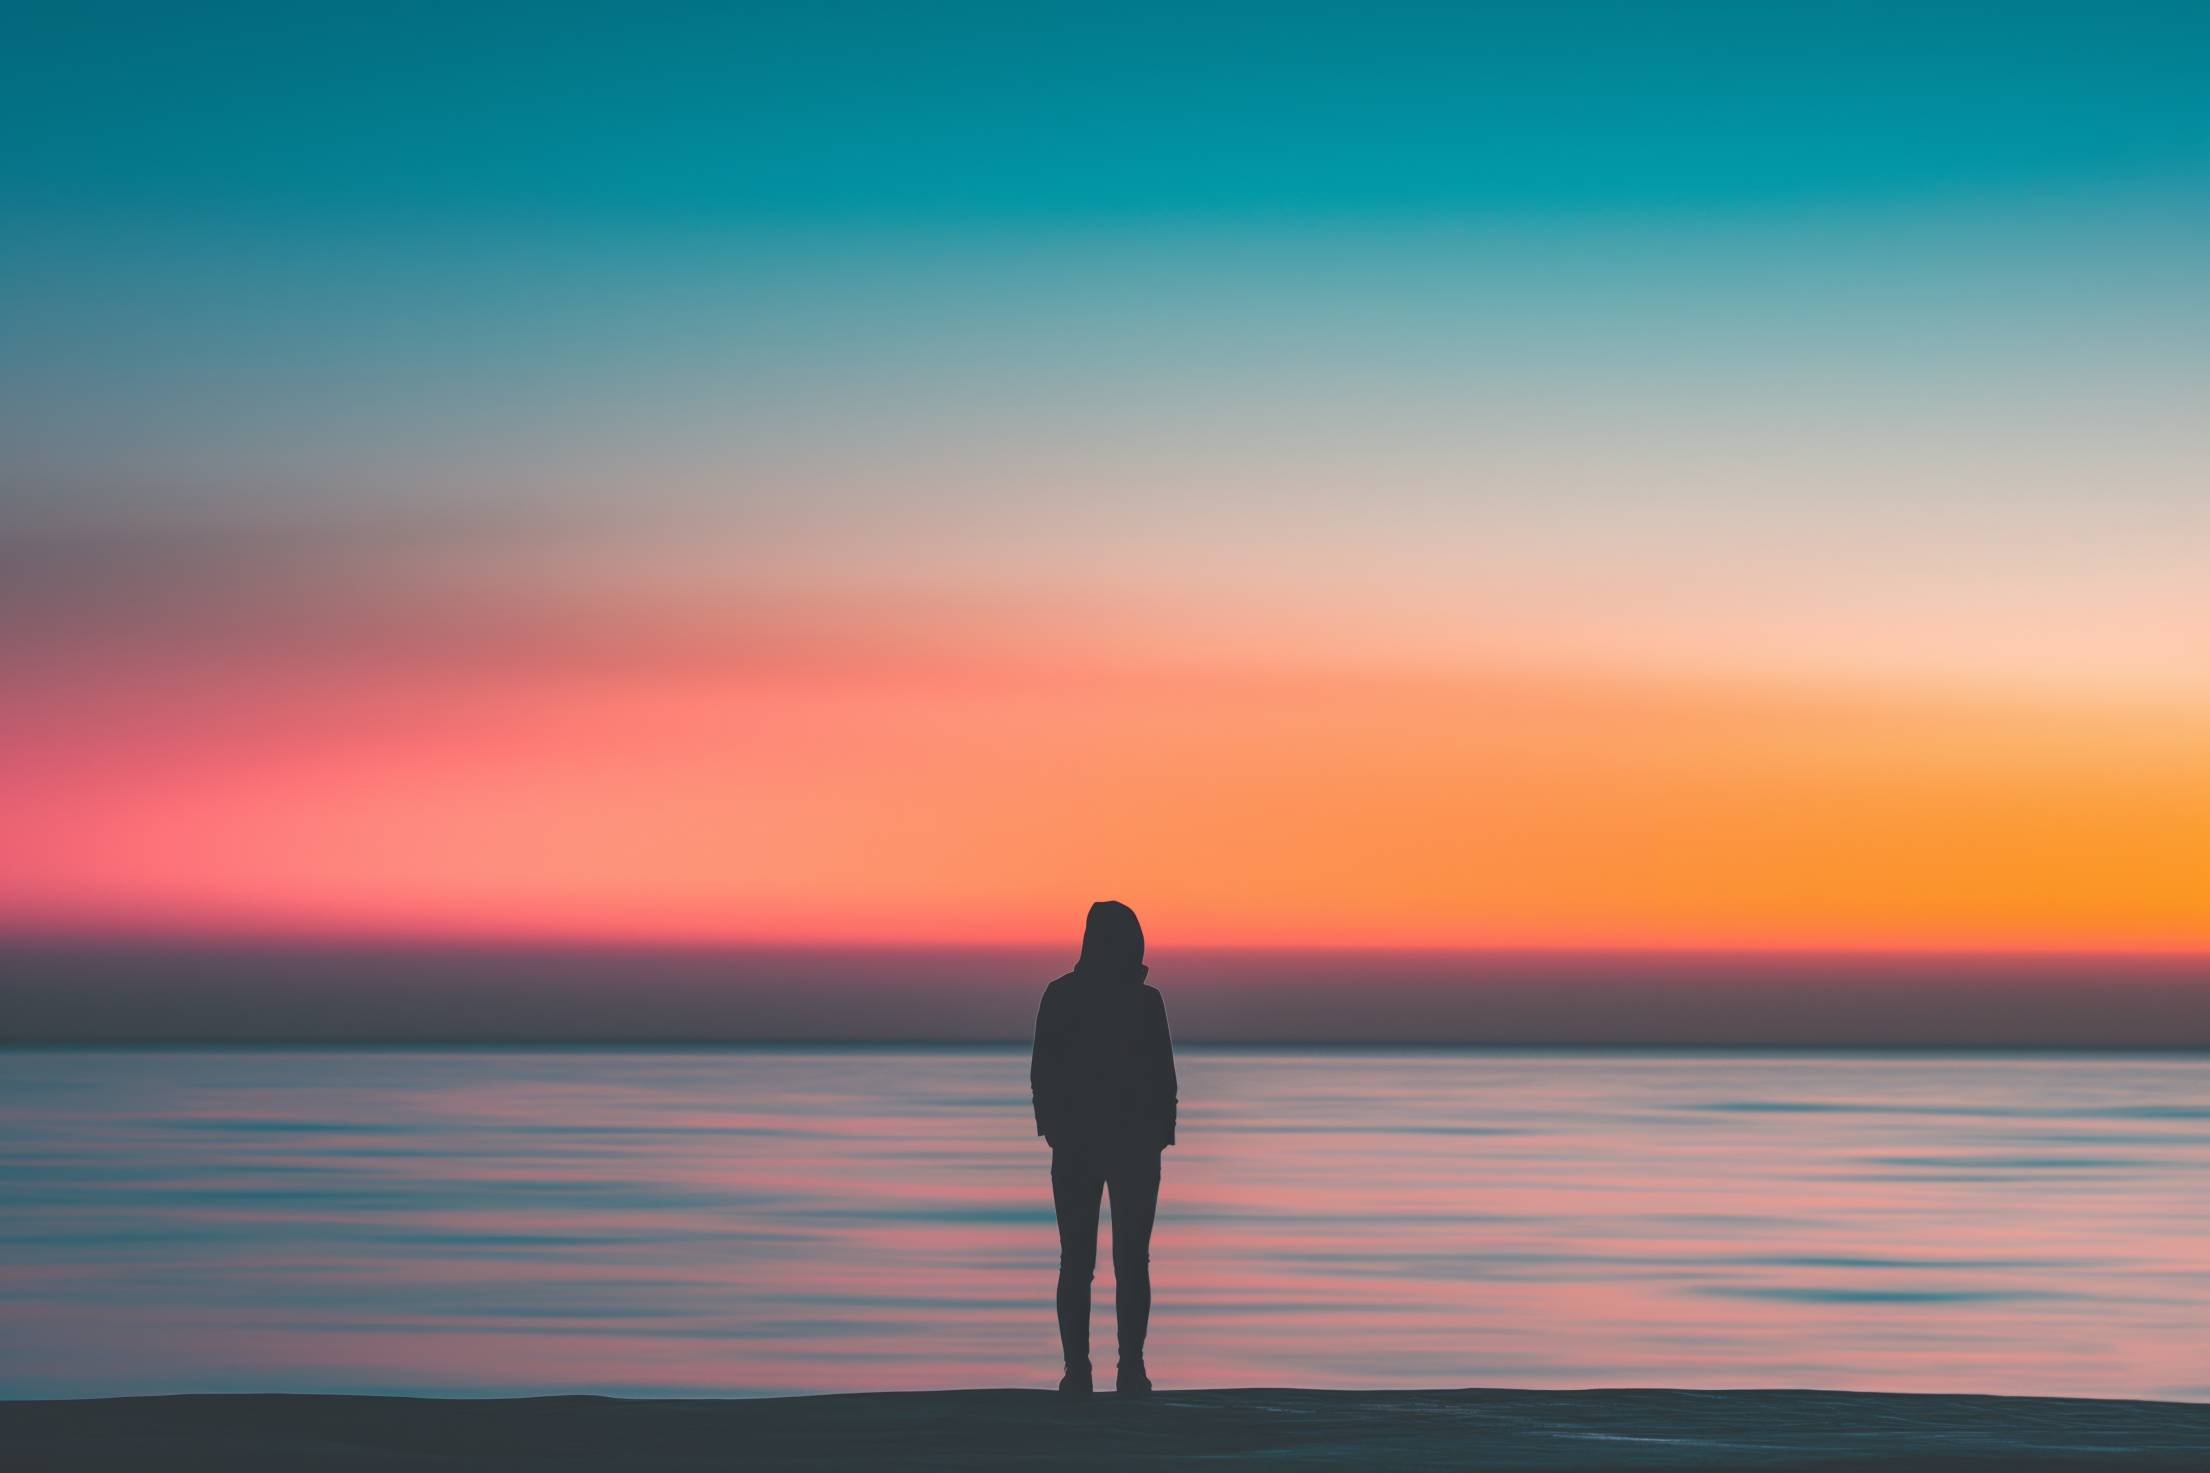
[6,1387,2209,1470]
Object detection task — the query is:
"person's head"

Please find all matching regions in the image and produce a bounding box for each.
[1076,900,1145,979]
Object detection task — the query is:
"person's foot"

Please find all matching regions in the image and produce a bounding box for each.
[1116,1360,1151,1396]
[1058,1367,1093,1397]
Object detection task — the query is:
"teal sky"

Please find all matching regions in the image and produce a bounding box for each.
[4,1,2206,691]
[7,2,2207,221]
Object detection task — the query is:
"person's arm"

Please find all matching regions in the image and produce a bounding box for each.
[1148,988,1179,1149]
[1030,984,1069,1145]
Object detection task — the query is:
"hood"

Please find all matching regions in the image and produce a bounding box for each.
[1074,899,1147,982]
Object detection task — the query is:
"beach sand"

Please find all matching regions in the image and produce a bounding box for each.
[6,1387,2210,1471]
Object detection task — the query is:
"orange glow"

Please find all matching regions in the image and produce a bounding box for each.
[5,621,2204,951]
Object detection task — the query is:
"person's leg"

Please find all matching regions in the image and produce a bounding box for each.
[1050,1146,1105,1378]
[1106,1149,1162,1378]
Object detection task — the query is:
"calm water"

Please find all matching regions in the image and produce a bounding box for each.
[2,1047,2204,1401]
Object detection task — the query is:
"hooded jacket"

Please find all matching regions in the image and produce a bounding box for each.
[1029,901,1178,1153]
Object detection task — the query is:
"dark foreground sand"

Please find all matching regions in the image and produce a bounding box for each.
[7,1387,2210,1472]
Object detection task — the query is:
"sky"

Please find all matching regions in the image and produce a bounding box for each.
[3,1,2206,951]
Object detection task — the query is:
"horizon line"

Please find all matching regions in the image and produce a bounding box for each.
[9,1037,2210,1053]
[5,927,2206,961]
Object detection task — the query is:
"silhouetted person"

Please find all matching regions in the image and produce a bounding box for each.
[1030,900,1177,1397]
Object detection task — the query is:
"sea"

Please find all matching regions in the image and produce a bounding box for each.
[2,1046,2204,1401]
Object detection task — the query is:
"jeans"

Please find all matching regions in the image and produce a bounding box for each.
[1050,1142,1161,1371]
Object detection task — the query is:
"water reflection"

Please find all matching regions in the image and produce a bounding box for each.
[0,1048,2203,1400]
